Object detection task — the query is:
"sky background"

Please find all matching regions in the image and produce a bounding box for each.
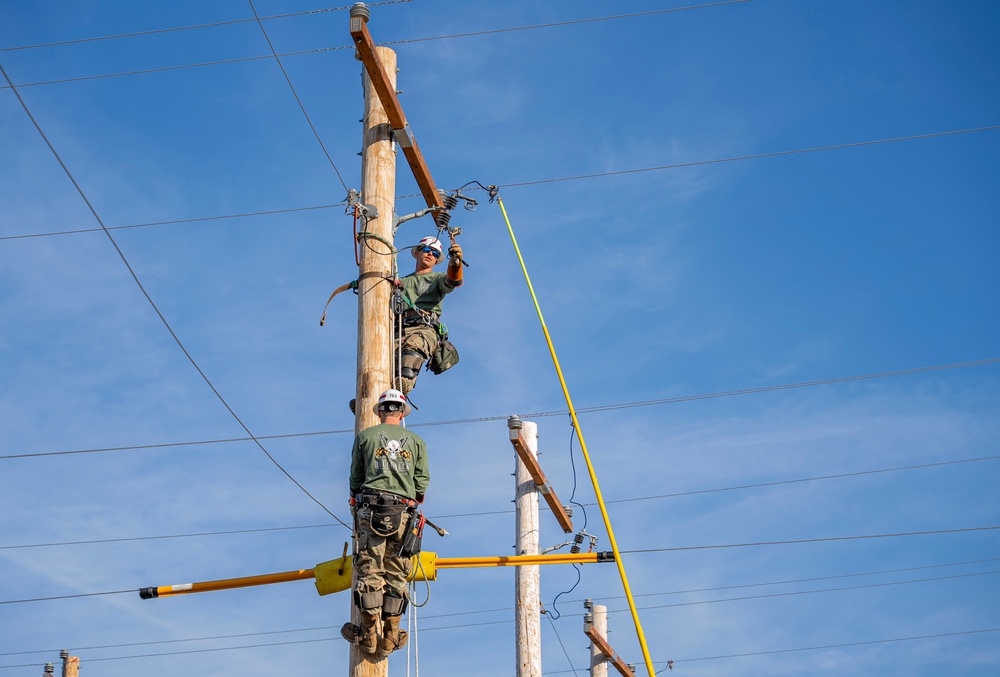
[1,0,998,675]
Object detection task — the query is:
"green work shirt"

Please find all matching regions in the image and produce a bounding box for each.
[400,271,460,316]
[350,423,430,500]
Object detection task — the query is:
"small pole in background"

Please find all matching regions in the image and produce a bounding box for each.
[585,600,609,677]
[59,649,79,677]
[511,416,542,677]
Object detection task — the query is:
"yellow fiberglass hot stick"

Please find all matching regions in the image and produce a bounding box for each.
[497,196,656,677]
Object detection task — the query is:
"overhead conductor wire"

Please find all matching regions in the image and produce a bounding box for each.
[247,0,350,193]
[496,194,656,677]
[0,62,348,528]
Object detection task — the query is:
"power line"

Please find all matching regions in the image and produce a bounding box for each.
[0,64,347,529]
[0,625,339,657]
[3,529,995,606]
[428,571,1000,624]
[604,570,1000,615]
[380,1,752,47]
[577,557,1000,604]
[0,428,347,460]
[497,125,1000,190]
[3,357,995,460]
[2,48,340,90]
[0,590,134,606]
[8,627,993,672]
[3,454,997,551]
[0,2,413,53]
[7,559,994,657]
[0,1,749,90]
[659,628,1000,671]
[0,203,344,241]
[532,629,1000,675]
[600,454,1000,505]
[247,0,350,193]
[0,637,337,670]
[545,610,581,677]
[4,125,998,242]
[623,526,1000,555]
[0,524,332,551]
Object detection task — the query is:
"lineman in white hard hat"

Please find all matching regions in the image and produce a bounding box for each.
[394,233,464,395]
[342,388,429,655]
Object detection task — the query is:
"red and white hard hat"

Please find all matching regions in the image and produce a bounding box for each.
[411,236,443,259]
[373,389,412,417]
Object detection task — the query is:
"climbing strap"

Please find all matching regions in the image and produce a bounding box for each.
[319,280,358,327]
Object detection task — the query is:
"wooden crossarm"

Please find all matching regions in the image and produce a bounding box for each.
[509,428,574,533]
[350,15,447,221]
[585,625,637,677]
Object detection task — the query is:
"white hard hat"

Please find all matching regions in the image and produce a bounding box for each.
[373,389,412,417]
[412,236,443,259]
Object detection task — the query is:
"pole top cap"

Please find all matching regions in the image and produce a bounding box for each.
[350,3,370,22]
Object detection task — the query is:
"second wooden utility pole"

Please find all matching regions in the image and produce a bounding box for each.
[586,601,609,677]
[59,650,79,677]
[512,417,542,677]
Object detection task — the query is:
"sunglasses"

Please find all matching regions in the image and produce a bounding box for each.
[418,246,441,257]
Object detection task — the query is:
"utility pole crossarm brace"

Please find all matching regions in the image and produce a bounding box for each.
[585,625,637,677]
[508,419,574,533]
[350,4,447,224]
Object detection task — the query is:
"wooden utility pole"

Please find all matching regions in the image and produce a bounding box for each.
[59,650,79,677]
[351,4,397,676]
[586,601,609,677]
[584,603,636,677]
[353,42,397,434]
[511,417,542,677]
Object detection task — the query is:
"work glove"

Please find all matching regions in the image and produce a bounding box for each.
[448,243,463,265]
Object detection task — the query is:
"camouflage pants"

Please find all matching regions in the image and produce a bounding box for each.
[394,323,438,395]
[354,503,412,600]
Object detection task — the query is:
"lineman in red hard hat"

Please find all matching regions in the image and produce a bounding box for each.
[341,389,429,656]
[394,234,464,394]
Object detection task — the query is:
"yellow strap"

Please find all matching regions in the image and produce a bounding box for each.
[497,196,657,677]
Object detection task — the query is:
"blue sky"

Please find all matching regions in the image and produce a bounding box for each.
[1,1,998,675]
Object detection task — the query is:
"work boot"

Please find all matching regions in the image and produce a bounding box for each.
[358,624,377,654]
[340,621,376,654]
[340,622,360,644]
[379,615,408,654]
[358,611,379,655]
